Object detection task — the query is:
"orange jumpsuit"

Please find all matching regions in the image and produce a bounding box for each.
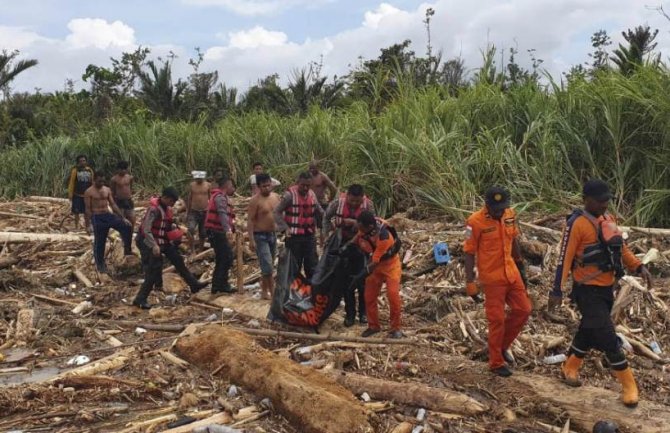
[463,207,531,370]
[357,222,402,331]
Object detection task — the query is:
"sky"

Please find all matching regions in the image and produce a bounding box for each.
[1,0,670,93]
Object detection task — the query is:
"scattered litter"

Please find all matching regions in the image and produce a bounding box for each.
[205,313,218,322]
[71,300,92,314]
[246,319,260,328]
[360,392,371,402]
[542,354,567,365]
[66,355,90,366]
[134,327,147,335]
[227,385,239,398]
[416,408,426,421]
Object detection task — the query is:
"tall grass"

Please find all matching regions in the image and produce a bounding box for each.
[2,65,670,226]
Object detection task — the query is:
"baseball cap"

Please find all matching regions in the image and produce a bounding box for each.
[583,179,612,202]
[484,186,510,211]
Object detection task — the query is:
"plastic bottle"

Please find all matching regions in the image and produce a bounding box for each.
[416,408,426,421]
[543,354,567,365]
[650,341,662,355]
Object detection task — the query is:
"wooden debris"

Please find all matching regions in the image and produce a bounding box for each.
[73,268,94,288]
[160,412,234,433]
[160,350,190,369]
[53,347,135,380]
[0,256,19,270]
[327,370,487,416]
[14,308,35,344]
[176,324,374,433]
[0,232,89,243]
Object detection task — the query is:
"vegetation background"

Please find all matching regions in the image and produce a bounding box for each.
[1,11,669,226]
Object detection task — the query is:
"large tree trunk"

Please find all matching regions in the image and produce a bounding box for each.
[0,232,89,243]
[326,370,487,416]
[513,373,669,433]
[176,324,373,433]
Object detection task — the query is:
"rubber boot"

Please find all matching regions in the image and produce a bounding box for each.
[613,367,639,408]
[561,354,583,387]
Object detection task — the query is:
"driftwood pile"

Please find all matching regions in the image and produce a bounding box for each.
[0,196,669,433]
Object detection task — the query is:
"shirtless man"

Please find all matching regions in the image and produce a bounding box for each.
[84,171,133,274]
[110,161,135,229]
[249,162,281,196]
[186,171,211,254]
[308,160,337,208]
[248,173,281,299]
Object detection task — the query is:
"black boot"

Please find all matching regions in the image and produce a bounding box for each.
[344,316,355,327]
[190,280,208,293]
[133,284,153,309]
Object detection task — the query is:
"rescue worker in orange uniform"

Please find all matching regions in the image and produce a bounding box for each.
[463,187,531,377]
[356,210,403,339]
[549,179,653,408]
[324,184,375,326]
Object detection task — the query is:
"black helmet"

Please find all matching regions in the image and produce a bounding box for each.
[593,420,620,433]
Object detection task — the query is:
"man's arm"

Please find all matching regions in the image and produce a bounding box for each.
[368,201,377,216]
[273,193,291,233]
[142,209,159,249]
[67,168,76,199]
[322,200,338,238]
[84,191,92,228]
[462,218,480,293]
[552,218,581,296]
[110,176,117,198]
[323,174,338,199]
[247,197,258,248]
[313,194,325,229]
[371,234,394,264]
[215,194,231,233]
[271,177,281,187]
[107,190,126,220]
[186,184,193,213]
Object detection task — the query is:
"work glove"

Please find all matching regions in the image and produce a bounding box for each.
[516,261,528,288]
[547,292,562,313]
[466,281,480,296]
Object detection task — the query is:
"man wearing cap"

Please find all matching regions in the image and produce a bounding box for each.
[550,179,652,407]
[463,186,531,377]
[133,187,207,309]
[186,171,211,254]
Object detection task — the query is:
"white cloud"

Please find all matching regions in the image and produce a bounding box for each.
[180,0,327,16]
[363,3,403,29]
[228,26,288,49]
[0,26,45,51]
[65,18,136,50]
[7,1,670,94]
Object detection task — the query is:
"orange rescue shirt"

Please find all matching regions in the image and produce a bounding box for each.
[554,213,640,291]
[357,223,396,264]
[463,207,521,286]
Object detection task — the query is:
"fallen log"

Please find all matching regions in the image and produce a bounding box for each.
[0,210,44,220]
[163,248,214,273]
[512,372,670,432]
[0,256,19,270]
[160,412,234,433]
[25,196,69,204]
[73,268,94,288]
[0,232,89,243]
[326,371,487,416]
[52,347,135,380]
[390,422,414,433]
[176,325,373,433]
[54,374,142,388]
[236,327,416,345]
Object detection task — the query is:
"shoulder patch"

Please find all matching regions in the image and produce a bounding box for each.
[465,225,473,239]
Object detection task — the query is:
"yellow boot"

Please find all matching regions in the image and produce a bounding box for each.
[613,367,639,408]
[561,354,583,387]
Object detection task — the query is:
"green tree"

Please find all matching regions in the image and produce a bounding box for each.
[611,26,660,76]
[136,58,187,119]
[0,50,38,96]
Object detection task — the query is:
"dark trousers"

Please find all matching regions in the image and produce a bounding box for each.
[568,284,628,370]
[92,213,132,272]
[343,246,366,319]
[134,237,199,303]
[286,234,318,280]
[208,230,234,291]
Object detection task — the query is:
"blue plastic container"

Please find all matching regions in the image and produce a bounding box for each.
[433,242,451,265]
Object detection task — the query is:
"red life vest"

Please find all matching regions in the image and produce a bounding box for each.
[333,193,371,238]
[284,185,317,235]
[139,197,174,245]
[205,189,236,232]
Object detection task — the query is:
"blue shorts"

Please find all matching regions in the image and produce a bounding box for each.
[254,232,277,276]
[71,196,86,214]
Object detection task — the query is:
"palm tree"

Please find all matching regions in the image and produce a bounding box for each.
[136,59,187,119]
[0,50,38,95]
